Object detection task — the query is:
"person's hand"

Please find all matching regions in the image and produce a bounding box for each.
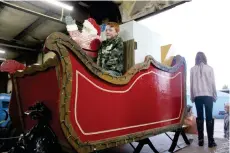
[213,96,217,102]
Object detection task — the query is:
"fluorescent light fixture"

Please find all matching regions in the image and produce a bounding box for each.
[0,58,6,61]
[44,0,73,11]
[0,49,5,54]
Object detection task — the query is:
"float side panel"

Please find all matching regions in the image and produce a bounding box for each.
[14,68,66,142]
[68,52,185,143]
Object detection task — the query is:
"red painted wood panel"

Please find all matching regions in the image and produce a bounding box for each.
[69,53,185,142]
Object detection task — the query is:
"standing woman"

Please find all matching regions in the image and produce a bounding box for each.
[190,52,217,148]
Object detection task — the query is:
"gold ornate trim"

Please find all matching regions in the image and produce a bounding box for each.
[45,32,186,85]
[13,56,59,78]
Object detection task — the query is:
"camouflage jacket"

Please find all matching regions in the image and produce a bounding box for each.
[97,36,124,74]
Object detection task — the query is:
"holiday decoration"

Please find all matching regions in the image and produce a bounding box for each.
[0,60,26,74]
[2,32,187,153]
[65,16,102,60]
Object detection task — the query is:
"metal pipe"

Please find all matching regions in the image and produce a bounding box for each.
[0,43,37,52]
[0,1,65,24]
[0,37,26,45]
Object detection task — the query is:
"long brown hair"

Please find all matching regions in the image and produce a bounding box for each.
[195,52,207,65]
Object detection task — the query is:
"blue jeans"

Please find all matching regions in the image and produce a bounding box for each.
[195,96,213,121]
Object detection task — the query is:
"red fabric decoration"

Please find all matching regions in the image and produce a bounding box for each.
[90,38,101,51]
[11,68,67,142]
[87,18,101,36]
[0,60,26,74]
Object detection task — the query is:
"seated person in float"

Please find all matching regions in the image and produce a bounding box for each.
[65,16,102,61]
[97,22,124,76]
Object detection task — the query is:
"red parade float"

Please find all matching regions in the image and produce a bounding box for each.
[1,32,187,153]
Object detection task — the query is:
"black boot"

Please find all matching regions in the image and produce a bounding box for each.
[196,118,204,146]
[206,119,217,148]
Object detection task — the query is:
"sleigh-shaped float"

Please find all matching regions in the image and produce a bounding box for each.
[2,32,187,153]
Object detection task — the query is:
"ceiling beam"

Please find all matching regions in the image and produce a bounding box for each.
[0,1,66,25]
[135,0,191,21]
[0,2,5,12]
[0,39,37,52]
[0,43,37,52]
[14,11,54,40]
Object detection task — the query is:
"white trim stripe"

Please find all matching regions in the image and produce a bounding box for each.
[74,70,183,135]
[77,71,181,93]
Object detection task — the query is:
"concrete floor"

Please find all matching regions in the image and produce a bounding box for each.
[102,119,229,153]
[1,120,228,153]
[208,119,225,138]
[180,119,229,153]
